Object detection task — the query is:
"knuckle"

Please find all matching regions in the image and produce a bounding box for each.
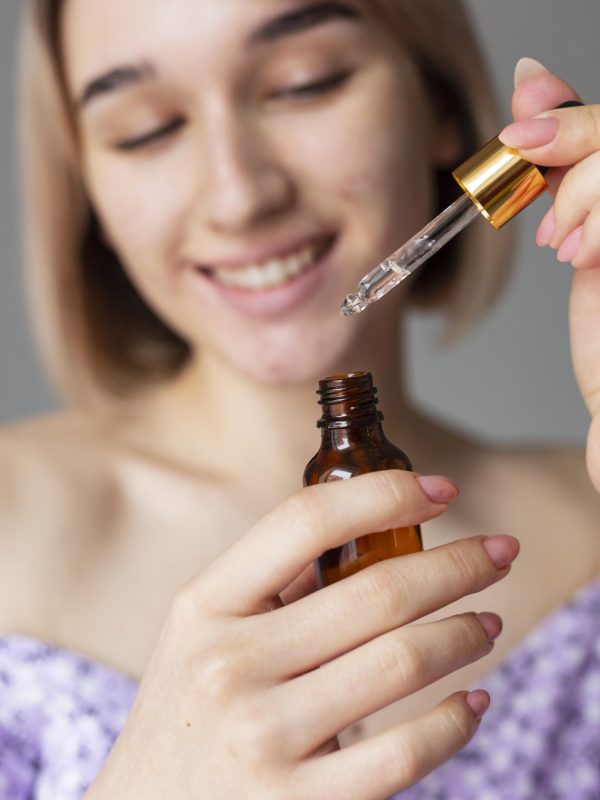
[232,694,289,769]
[454,613,491,652]
[443,701,474,748]
[443,541,484,593]
[283,488,328,545]
[584,106,600,147]
[556,159,583,204]
[233,709,272,760]
[376,631,425,688]
[352,563,410,619]
[193,640,247,702]
[373,469,414,512]
[169,579,203,625]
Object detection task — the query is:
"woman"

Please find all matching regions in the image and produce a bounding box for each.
[2,0,599,797]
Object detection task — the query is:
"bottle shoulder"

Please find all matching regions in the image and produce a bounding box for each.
[303,435,412,485]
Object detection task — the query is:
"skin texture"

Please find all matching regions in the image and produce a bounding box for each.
[67,0,438,384]
[499,61,600,495]
[1,4,600,797]
[84,474,516,800]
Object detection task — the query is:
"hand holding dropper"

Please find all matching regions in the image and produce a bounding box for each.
[341,99,582,317]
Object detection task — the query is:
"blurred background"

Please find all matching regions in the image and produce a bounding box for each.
[1,0,599,442]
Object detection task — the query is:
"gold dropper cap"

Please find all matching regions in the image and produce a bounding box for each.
[452,136,547,229]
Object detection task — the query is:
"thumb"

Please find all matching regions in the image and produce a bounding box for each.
[499,103,600,169]
[511,57,580,120]
[500,58,593,168]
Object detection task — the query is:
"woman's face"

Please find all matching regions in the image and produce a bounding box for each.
[62,0,441,383]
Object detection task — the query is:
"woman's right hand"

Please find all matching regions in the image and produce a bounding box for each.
[85,471,518,800]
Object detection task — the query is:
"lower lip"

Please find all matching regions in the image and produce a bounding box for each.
[193,240,336,319]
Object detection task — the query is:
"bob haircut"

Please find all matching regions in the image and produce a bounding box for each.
[19,0,511,405]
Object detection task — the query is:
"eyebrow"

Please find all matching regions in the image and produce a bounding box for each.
[78,61,156,109]
[77,2,359,109]
[248,1,360,45]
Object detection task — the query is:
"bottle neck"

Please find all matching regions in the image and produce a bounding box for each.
[319,421,385,455]
[317,372,383,431]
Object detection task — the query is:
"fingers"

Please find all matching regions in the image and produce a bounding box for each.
[534,158,600,266]
[511,58,580,121]
[291,691,488,800]
[541,152,600,254]
[278,611,500,756]
[197,471,457,615]
[502,60,600,269]
[260,534,518,676]
[571,202,600,271]
[570,267,600,416]
[500,104,600,170]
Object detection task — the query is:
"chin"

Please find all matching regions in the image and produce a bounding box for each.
[216,320,362,386]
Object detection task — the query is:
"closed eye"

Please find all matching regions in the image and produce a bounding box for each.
[115,117,186,152]
[274,70,352,100]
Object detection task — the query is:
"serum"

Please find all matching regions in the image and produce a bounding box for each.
[304,372,422,588]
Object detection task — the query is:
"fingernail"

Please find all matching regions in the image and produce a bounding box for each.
[514,57,549,88]
[557,226,583,263]
[499,117,559,149]
[475,612,503,642]
[466,689,490,721]
[482,535,520,570]
[536,206,556,247]
[416,475,459,504]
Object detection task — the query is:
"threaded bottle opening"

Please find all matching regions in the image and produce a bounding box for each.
[317,371,383,427]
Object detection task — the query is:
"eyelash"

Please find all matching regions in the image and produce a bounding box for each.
[114,71,351,152]
[275,70,352,100]
[115,117,186,152]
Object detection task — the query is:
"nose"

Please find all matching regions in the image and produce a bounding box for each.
[199,111,294,234]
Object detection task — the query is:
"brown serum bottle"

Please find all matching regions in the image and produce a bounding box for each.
[303,372,423,588]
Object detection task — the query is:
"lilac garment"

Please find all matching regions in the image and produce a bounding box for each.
[393,577,600,800]
[0,636,137,799]
[1,580,600,800]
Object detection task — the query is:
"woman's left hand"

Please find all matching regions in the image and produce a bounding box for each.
[499,57,600,492]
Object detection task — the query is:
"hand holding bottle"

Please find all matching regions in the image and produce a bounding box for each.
[85,470,518,800]
[500,58,600,492]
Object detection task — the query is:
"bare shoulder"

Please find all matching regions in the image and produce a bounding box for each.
[477,442,599,512]
[0,411,118,632]
[0,411,114,518]
[464,440,600,574]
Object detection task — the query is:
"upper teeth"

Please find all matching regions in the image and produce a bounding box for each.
[211,243,319,290]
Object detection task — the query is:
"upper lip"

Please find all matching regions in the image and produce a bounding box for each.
[191,232,335,272]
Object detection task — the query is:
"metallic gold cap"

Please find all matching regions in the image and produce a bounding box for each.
[452,136,547,229]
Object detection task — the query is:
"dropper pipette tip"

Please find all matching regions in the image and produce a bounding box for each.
[341,291,367,317]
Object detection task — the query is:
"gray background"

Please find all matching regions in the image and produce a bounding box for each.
[1,1,598,443]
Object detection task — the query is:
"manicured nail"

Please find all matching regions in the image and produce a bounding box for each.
[476,612,503,642]
[557,226,583,263]
[536,206,556,247]
[416,475,459,504]
[482,535,520,570]
[499,117,559,149]
[466,690,490,721]
[514,57,549,88]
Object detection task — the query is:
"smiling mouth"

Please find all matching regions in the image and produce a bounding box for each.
[196,235,335,292]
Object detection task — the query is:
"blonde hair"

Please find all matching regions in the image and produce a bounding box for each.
[20,0,511,405]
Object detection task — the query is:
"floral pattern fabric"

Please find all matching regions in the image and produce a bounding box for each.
[1,577,600,799]
[395,577,600,799]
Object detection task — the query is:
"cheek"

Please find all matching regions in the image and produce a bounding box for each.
[280,67,434,249]
[84,151,192,279]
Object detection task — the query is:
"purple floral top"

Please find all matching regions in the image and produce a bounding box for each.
[2,578,600,799]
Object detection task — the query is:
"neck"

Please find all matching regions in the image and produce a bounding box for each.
[121,312,424,490]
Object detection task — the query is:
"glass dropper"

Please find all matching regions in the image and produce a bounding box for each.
[340,101,587,317]
[342,193,480,316]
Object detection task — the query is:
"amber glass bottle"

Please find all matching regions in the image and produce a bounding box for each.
[303,372,423,588]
